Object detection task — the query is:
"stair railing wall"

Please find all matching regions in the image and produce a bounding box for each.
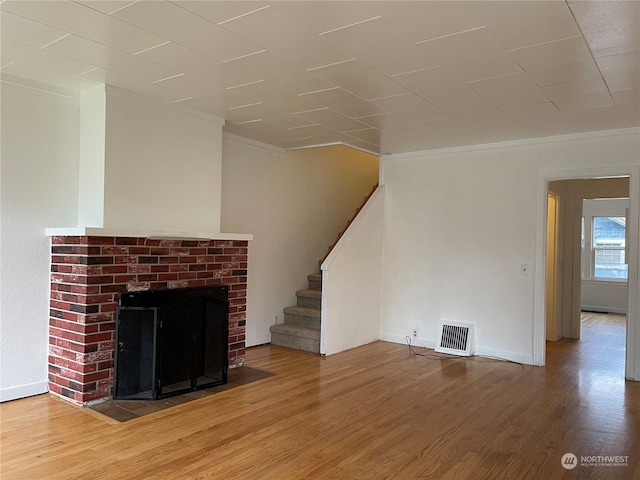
[320,186,385,355]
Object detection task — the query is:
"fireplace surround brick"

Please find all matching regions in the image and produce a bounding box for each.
[48,236,248,405]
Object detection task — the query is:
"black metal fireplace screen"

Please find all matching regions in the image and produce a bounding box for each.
[114,285,229,400]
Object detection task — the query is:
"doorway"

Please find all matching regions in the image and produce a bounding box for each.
[534,166,639,381]
[545,178,630,343]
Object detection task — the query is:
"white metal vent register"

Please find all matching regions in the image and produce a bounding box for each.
[435,321,474,356]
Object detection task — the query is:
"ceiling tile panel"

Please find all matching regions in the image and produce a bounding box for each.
[391,66,480,106]
[342,128,381,146]
[0,11,68,49]
[135,41,254,89]
[596,51,640,93]
[76,1,137,15]
[272,1,376,35]
[112,0,261,62]
[309,60,407,101]
[417,27,523,82]
[174,1,271,25]
[542,77,615,113]
[370,93,449,123]
[217,4,352,70]
[369,1,483,44]
[569,0,640,57]
[43,34,181,83]
[440,98,514,126]
[0,38,98,89]
[294,108,370,133]
[469,1,580,50]
[2,0,167,54]
[1,0,637,154]
[300,87,387,118]
[74,66,184,103]
[317,16,440,76]
[503,103,567,128]
[510,36,601,88]
[467,72,549,109]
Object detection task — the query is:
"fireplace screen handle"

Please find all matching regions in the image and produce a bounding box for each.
[119,341,125,352]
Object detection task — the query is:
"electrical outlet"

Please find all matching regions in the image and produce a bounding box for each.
[413,329,417,337]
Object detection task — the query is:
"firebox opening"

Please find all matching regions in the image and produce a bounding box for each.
[114,285,229,400]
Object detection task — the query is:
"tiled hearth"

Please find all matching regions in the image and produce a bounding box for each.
[48,235,248,405]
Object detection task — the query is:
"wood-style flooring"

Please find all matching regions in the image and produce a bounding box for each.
[1,313,638,479]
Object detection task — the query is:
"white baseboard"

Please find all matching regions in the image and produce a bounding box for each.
[379,332,534,365]
[0,381,48,403]
[380,332,436,349]
[581,305,627,314]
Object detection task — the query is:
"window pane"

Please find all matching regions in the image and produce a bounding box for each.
[593,216,627,280]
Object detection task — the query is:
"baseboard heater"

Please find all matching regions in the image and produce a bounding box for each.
[435,321,474,356]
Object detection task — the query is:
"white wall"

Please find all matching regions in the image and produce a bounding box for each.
[220,137,379,347]
[581,198,629,314]
[0,80,80,401]
[321,186,384,355]
[103,88,224,234]
[380,130,640,365]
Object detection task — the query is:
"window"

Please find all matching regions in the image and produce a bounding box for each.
[592,216,627,280]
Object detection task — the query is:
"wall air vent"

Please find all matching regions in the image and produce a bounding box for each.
[435,321,474,356]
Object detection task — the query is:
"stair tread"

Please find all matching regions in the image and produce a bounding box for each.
[296,289,322,298]
[307,273,322,281]
[270,323,320,339]
[283,305,321,318]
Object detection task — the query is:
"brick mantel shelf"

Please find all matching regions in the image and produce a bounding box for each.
[46,229,252,405]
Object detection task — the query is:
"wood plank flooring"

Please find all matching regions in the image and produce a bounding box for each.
[1,313,638,479]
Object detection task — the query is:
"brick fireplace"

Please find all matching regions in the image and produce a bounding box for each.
[48,235,248,405]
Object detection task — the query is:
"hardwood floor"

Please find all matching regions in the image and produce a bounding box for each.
[1,313,638,479]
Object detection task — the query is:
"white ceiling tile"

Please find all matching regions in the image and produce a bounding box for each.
[440,98,514,125]
[569,0,640,57]
[309,60,407,101]
[467,72,549,110]
[0,0,637,154]
[370,93,448,123]
[392,66,480,106]
[174,1,271,25]
[294,108,370,133]
[369,1,483,44]
[74,66,184,103]
[564,102,640,131]
[469,1,580,50]
[216,5,352,69]
[342,128,381,146]
[112,0,260,62]
[0,10,68,49]
[151,73,224,100]
[510,36,602,88]
[300,87,387,118]
[272,1,376,35]
[1,37,99,83]
[318,15,440,76]
[43,34,181,83]
[2,0,167,54]
[135,41,252,88]
[542,77,615,113]
[417,27,523,82]
[75,1,137,15]
[596,51,640,93]
[224,50,305,79]
[612,89,640,107]
[214,4,295,51]
[503,103,567,128]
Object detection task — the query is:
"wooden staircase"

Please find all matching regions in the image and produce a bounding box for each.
[269,184,378,353]
[269,274,322,353]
